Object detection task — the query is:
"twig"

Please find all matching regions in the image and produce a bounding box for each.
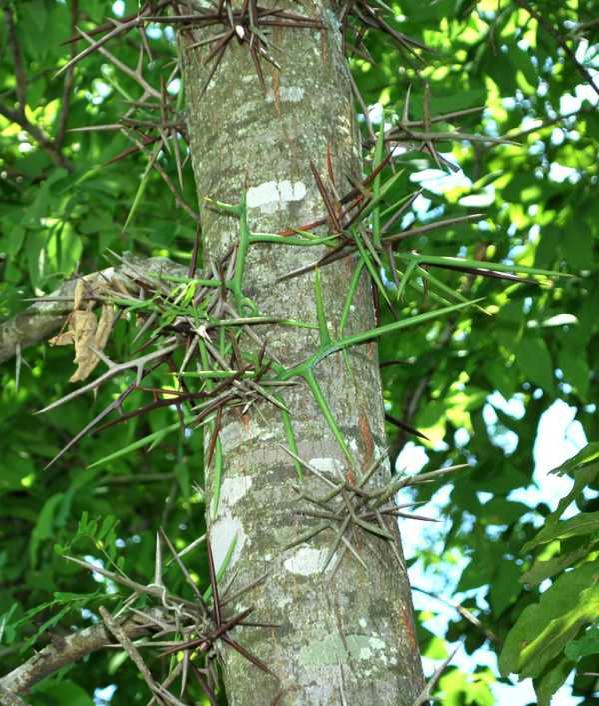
[99,607,166,702]
[55,0,79,149]
[412,587,499,644]
[0,7,73,171]
[412,646,460,706]
[513,0,599,97]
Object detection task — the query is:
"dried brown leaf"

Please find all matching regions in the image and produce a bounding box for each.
[95,304,116,349]
[49,329,75,346]
[70,310,99,382]
[73,279,86,310]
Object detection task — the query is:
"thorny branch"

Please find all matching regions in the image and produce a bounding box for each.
[284,446,468,579]
[0,608,165,697]
[0,255,187,365]
[0,529,275,703]
[0,7,74,171]
[411,646,460,706]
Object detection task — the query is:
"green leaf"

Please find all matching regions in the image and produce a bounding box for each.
[522,543,596,586]
[533,656,576,706]
[481,498,530,525]
[87,422,182,469]
[23,604,71,652]
[490,559,522,617]
[516,335,555,393]
[30,493,65,568]
[565,622,599,660]
[458,549,497,592]
[483,359,517,399]
[550,442,599,476]
[175,460,191,499]
[423,635,448,659]
[563,222,593,271]
[523,512,599,550]
[31,678,94,706]
[19,0,47,34]
[499,560,599,679]
[25,229,46,290]
[558,346,589,398]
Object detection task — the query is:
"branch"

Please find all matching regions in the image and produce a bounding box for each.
[4,7,27,109]
[411,646,460,706]
[0,6,74,171]
[55,0,79,149]
[412,586,499,644]
[0,608,166,697]
[504,105,594,141]
[513,0,599,97]
[0,101,74,171]
[0,684,30,706]
[0,255,187,365]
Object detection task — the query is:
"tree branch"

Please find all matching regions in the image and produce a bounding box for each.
[1,6,74,171]
[0,255,187,366]
[4,7,27,110]
[513,0,599,97]
[0,683,30,706]
[55,0,79,150]
[0,608,165,697]
[0,100,74,171]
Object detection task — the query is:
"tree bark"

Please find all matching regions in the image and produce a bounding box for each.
[181,4,425,705]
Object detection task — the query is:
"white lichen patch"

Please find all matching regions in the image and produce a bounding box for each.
[360,636,386,662]
[211,513,246,573]
[220,476,253,507]
[284,546,327,576]
[247,180,307,215]
[300,634,388,667]
[220,423,242,452]
[93,266,115,281]
[266,86,305,103]
[308,457,344,474]
[275,592,293,610]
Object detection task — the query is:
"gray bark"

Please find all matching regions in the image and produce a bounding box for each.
[181,4,425,705]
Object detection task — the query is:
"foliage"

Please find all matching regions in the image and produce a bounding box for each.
[499,443,599,704]
[0,0,598,705]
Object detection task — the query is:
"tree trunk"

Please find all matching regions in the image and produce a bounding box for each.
[181,4,425,704]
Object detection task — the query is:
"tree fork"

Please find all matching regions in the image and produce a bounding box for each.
[181,3,425,704]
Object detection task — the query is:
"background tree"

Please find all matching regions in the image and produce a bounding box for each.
[0,1,598,706]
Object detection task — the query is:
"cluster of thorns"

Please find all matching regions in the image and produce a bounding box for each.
[39,239,296,472]
[62,0,505,225]
[67,454,463,706]
[69,530,278,706]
